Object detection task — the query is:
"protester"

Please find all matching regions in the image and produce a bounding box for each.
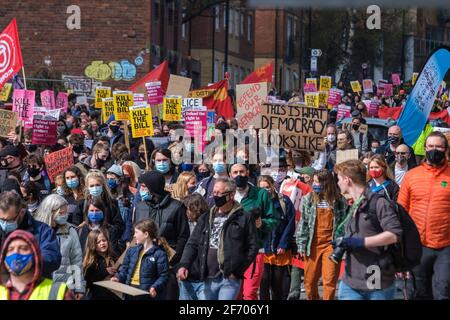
[150,148,179,190]
[0,145,27,186]
[171,171,197,200]
[391,144,416,186]
[350,116,369,153]
[367,154,400,201]
[62,166,86,226]
[23,154,51,197]
[377,126,416,168]
[312,124,338,171]
[20,181,42,216]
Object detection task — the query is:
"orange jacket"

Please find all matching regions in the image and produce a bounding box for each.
[398,162,450,249]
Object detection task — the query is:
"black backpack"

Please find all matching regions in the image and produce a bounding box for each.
[367,193,422,272]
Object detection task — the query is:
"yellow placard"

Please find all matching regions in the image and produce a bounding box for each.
[129,105,154,138]
[95,87,111,109]
[319,76,332,92]
[102,98,115,123]
[0,83,12,102]
[306,78,317,91]
[318,91,329,107]
[163,96,182,121]
[411,72,419,86]
[305,92,319,108]
[113,91,134,121]
[350,81,362,93]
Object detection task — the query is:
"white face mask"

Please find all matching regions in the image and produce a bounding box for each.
[327,134,336,143]
[270,171,287,183]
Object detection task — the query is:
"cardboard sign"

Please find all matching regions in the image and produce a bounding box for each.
[391,73,401,86]
[0,109,18,138]
[362,79,373,93]
[261,103,328,151]
[163,96,182,121]
[236,82,268,129]
[383,84,393,97]
[319,76,332,92]
[95,87,111,109]
[342,122,368,134]
[146,81,164,105]
[12,89,35,129]
[0,83,12,101]
[76,96,88,105]
[44,146,74,183]
[40,90,56,109]
[32,117,57,145]
[56,92,68,113]
[411,72,418,86]
[113,91,134,121]
[350,81,362,93]
[336,149,359,164]
[318,91,329,107]
[94,281,148,296]
[166,74,192,97]
[327,88,342,106]
[337,104,351,121]
[129,105,153,138]
[102,98,115,123]
[305,92,319,108]
[185,110,207,152]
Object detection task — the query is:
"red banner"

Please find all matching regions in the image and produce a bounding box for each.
[0,19,24,89]
[241,62,273,85]
[188,80,234,119]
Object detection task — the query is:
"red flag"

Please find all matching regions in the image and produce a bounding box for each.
[188,80,234,119]
[378,106,403,120]
[0,18,23,89]
[241,62,273,85]
[129,60,169,95]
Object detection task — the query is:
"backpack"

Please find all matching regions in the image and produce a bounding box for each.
[367,193,422,272]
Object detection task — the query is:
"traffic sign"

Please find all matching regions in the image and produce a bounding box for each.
[311,49,322,57]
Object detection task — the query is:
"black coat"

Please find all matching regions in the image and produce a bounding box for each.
[178,203,258,280]
[84,255,120,300]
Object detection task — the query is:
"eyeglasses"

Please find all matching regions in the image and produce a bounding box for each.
[395,152,409,155]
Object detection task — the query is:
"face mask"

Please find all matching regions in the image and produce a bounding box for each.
[27,167,40,178]
[327,135,336,143]
[28,202,39,213]
[369,169,384,179]
[96,157,107,167]
[197,171,210,181]
[25,144,38,153]
[352,124,360,131]
[0,219,18,234]
[213,163,226,174]
[188,186,197,194]
[89,186,103,197]
[388,136,400,146]
[56,186,65,196]
[5,253,34,276]
[88,211,104,224]
[312,184,321,194]
[234,175,248,188]
[73,145,84,154]
[426,149,445,165]
[180,163,194,172]
[155,161,170,174]
[396,155,408,165]
[140,190,152,202]
[107,179,118,189]
[270,171,287,184]
[66,178,79,189]
[139,152,146,160]
[109,125,120,134]
[214,194,229,207]
[54,213,69,225]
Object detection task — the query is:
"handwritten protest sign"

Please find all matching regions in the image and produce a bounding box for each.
[95,87,111,109]
[342,122,368,134]
[236,82,268,129]
[0,109,18,138]
[363,79,373,93]
[185,110,207,152]
[163,96,182,121]
[146,81,164,105]
[0,83,12,101]
[44,146,74,182]
[62,75,92,94]
[350,81,362,93]
[305,92,319,108]
[261,103,328,151]
[166,75,192,97]
[56,92,68,112]
[113,91,134,121]
[391,73,401,86]
[102,98,115,123]
[13,89,35,129]
[32,117,57,145]
[319,76,332,92]
[336,149,359,164]
[337,104,351,121]
[327,88,342,106]
[129,105,153,138]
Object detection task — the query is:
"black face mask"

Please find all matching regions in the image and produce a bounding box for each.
[214,194,229,207]
[426,149,445,165]
[73,145,84,154]
[234,175,248,188]
[123,176,131,185]
[96,157,107,166]
[352,124,360,131]
[388,136,400,146]
[0,158,10,168]
[139,152,146,160]
[25,144,38,153]
[197,171,210,181]
[188,186,197,194]
[27,167,40,178]
[110,125,120,134]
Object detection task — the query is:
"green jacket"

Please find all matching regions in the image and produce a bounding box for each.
[295,193,348,257]
[239,185,278,248]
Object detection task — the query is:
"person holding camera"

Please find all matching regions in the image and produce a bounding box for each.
[296,170,348,300]
[333,160,402,300]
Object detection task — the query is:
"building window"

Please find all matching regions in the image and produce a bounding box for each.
[241,13,244,36]
[247,15,252,42]
[214,59,219,82]
[234,10,239,37]
[153,1,160,23]
[215,5,220,31]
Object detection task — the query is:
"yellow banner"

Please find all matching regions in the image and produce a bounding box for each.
[305,92,319,108]
[113,91,134,121]
[163,96,182,121]
[95,87,111,109]
[129,105,154,138]
[319,76,332,92]
[102,98,115,123]
[0,83,12,102]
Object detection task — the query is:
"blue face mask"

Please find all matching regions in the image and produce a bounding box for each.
[107,179,118,189]
[56,186,65,196]
[54,213,69,225]
[213,163,226,174]
[89,186,103,197]
[66,178,79,189]
[140,190,152,202]
[312,184,321,194]
[0,219,18,234]
[88,211,104,224]
[5,253,34,276]
[155,161,170,174]
[180,163,194,172]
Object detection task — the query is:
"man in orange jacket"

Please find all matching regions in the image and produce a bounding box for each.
[398,131,450,300]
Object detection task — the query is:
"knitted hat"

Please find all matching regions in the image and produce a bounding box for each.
[138,171,166,196]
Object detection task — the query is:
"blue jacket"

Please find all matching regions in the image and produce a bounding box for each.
[117,243,169,298]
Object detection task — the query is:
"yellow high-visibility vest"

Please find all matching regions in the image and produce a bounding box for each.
[0,278,67,300]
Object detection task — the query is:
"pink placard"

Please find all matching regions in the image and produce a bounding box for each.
[41,90,56,109]
[337,104,351,121]
[362,79,373,93]
[391,73,401,86]
[383,84,393,97]
[146,81,163,105]
[327,89,342,106]
[56,92,68,112]
[32,117,57,145]
[303,83,317,93]
[369,100,380,117]
[185,110,207,152]
[13,89,35,128]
